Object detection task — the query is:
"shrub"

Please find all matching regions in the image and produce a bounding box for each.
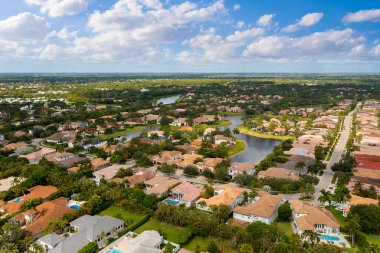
[78,242,98,253]
[278,201,292,221]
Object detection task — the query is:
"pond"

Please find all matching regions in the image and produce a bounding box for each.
[154,94,180,105]
[114,127,158,141]
[221,116,281,163]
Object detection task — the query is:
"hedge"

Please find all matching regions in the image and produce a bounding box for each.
[118,214,150,236]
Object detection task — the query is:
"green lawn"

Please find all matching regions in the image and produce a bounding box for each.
[133,218,189,244]
[183,236,237,253]
[98,206,145,224]
[237,126,295,140]
[276,222,294,238]
[98,125,158,140]
[325,206,347,227]
[227,139,246,156]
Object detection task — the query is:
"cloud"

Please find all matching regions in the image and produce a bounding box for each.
[0,12,50,41]
[243,28,366,61]
[370,44,380,56]
[233,4,240,11]
[236,21,244,29]
[342,9,380,23]
[25,0,88,17]
[178,26,264,63]
[39,0,227,62]
[257,14,275,27]
[283,12,323,33]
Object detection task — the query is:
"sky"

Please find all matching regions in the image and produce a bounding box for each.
[0,0,379,73]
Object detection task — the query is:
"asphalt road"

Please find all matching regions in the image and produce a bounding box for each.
[312,103,360,204]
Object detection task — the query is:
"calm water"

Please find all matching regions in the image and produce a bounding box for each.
[114,127,157,141]
[222,116,280,163]
[155,94,180,105]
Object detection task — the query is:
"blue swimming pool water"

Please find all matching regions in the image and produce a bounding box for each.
[70,204,81,210]
[13,197,22,203]
[107,249,123,253]
[164,199,180,205]
[320,235,339,241]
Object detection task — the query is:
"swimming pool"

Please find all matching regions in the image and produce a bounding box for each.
[70,204,81,210]
[13,197,23,203]
[164,199,180,205]
[320,235,340,241]
[107,249,123,253]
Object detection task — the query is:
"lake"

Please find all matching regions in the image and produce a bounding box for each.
[155,94,180,105]
[114,127,158,141]
[222,116,280,163]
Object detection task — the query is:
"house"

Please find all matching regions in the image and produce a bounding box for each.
[193,115,216,124]
[258,167,300,181]
[148,130,165,138]
[170,182,203,207]
[37,215,124,253]
[144,175,181,197]
[176,154,203,168]
[99,230,180,253]
[0,185,57,216]
[93,164,128,185]
[113,169,155,187]
[20,148,56,164]
[15,197,74,236]
[196,184,245,213]
[0,177,25,192]
[45,152,74,163]
[290,200,340,236]
[228,162,255,179]
[171,118,188,127]
[153,151,182,165]
[214,135,234,145]
[196,158,223,173]
[46,131,76,146]
[233,191,283,224]
[91,158,110,171]
[341,195,379,217]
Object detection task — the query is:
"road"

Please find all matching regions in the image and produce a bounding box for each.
[312,103,360,204]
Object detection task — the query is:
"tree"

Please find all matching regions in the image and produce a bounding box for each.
[238,244,254,253]
[349,204,380,234]
[46,219,68,234]
[163,243,175,253]
[200,184,214,199]
[214,166,229,181]
[115,168,133,178]
[314,145,325,161]
[318,189,332,206]
[160,163,176,176]
[207,241,220,253]
[278,201,292,221]
[78,242,98,253]
[333,186,350,204]
[184,166,199,176]
[302,230,320,245]
[345,214,361,247]
[295,161,305,171]
[203,168,215,179]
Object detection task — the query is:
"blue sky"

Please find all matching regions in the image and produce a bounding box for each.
[0,0,379,73]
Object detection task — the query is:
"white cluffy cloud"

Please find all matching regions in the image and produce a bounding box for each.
[233,4,241,11]
[0,12,50,41]
[243,28,365,60]
[39,0,227,62]
[283,12,324,33]
[25,0,88,17]
[342,9,380,23]
[257,14,275,27]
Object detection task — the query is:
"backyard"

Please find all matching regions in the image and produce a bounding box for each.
[183,236,237,253]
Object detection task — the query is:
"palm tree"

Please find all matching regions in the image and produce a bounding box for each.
[334,187,350,207]
[345,214,361,247]
[319,189,332,206]
[302,230,320,245]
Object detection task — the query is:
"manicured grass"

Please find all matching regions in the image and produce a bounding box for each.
[133,218,188,244]
[325,206,347,227]
[98,125,158,140]
[227,139,246,156]
[214,120,232,127]
[276,222,294,238]
[98,206,145,223]
[220,112,246,116]
[237,126,295,140]
[183,236,237,253]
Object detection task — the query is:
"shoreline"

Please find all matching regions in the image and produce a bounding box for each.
[236,125,294,141]
[227,139,247,157]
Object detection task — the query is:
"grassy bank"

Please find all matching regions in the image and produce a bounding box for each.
[237,126,294,140]
[98,124,158,140]
[227,139,246,156]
